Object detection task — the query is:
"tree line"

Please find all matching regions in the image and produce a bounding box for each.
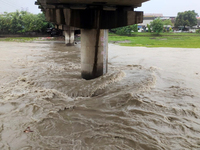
[112,10,199,35]
[110,19,173,35]
[0,10,199,35]
[0,11,52,34]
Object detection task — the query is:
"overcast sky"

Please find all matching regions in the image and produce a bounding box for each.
[136,0,200,16]
[0,0,200,16]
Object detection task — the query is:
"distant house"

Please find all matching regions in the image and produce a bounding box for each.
[138,14,199,33]
[138,14,161,27]
[173,26,199,33]
[137,15,159,32]
[197,17,200,27]
[189,26,199,33]
[138,14,175,32]
[137,25,144,32]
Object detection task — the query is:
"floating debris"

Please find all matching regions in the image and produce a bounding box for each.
[24,127,33,133]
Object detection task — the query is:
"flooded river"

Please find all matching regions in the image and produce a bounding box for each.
[0,41,200,150]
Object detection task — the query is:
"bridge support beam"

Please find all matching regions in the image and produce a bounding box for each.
[64,30,74,46]
[81,29,108,80]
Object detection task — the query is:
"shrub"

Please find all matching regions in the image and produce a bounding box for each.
[196,29,200,33]
[111,24,138,35]
[147,24,151,32]
[150,18,163,34]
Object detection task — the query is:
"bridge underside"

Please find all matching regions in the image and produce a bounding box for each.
[36,0,149,79]
[37,0,148,10]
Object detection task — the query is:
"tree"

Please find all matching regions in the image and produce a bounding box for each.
[132,24,138,32]
[150,18,163,34]
[10,11,23,33]
[0,13,12,33]
[163,19,173,26]
[0,11,50,34]
[175,10,198,28]
[147,24,151,32]
[111,24,138,35]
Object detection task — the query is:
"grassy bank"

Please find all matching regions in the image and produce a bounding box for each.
[0,37,58,42]
[1,33,200,48]
[0,37,40,42]
[109,32,200,36]
[109,33,200,48]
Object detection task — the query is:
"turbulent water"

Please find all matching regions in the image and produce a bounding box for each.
[0,41,200,150]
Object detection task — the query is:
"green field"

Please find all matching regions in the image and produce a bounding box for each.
[0,37,39,42]
[109,33,200,48]
[1,33,200,48]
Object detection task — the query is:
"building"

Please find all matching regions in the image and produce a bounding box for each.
[137,13,176,32]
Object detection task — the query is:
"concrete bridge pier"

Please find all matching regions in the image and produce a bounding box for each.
[64,29,74,46]
[81,29,108,80]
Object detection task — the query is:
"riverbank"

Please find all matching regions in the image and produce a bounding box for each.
[1,32,200,48]
[109,33,200,48]
[0,37,64,42]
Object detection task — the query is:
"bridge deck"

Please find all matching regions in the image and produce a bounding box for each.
[43,0,149,8]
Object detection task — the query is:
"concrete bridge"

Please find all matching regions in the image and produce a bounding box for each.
[35,0,149,80]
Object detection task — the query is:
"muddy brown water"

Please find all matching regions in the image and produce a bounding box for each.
[0,41,200,150]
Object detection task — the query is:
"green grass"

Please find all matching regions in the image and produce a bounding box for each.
[0,37,39,42]
[109,32,200,36]
[0,37,56,42]
[109,33,200,48]
[1,33,200,48]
